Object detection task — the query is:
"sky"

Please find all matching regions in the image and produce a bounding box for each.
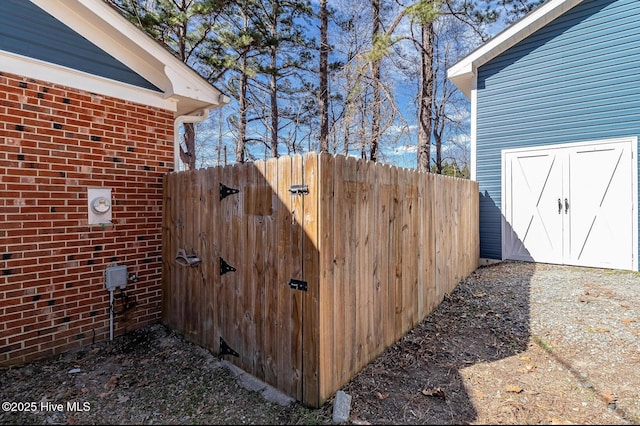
[188,0,521,172]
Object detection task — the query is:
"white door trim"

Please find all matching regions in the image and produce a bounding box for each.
[501,136,638,271]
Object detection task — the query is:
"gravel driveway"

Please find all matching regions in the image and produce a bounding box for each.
[522,261,640,422]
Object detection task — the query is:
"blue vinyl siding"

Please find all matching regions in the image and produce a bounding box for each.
[0,0,160,92]
[475,0,640,266]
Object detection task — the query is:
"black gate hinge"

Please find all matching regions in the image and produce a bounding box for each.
[219,337,239,358]
[220,257,236,275]
[220,183,239,200]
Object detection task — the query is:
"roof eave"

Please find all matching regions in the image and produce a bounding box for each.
[30,0,229,115]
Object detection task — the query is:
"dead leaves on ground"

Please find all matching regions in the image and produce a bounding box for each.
[104,374,121,391]
[549,418,574,425]
[519,364,536,373]
[599,389,617,405]
[373,387,448,401]
[421,387,446,400]
[621,318,636,326]
[505,385,524,394]
[579,290,600,303]
[374,391,389,400]
[578,291,636,326]
[99,374,122,398]
[517,356,536,373]
[585,327,609,333]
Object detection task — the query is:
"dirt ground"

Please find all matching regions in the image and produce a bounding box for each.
[1,261,638,425]
[341,261,639,425]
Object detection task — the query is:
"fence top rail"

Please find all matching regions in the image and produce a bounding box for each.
[168,153,476,184]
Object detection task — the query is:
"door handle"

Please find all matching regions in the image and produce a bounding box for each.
[558,198,562,214]
[564,198,569,214]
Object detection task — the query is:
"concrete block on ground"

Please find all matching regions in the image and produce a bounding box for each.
[332,390,352,424]
[237,371,268,393]
[220,360,243,379]
[261,386,295,407]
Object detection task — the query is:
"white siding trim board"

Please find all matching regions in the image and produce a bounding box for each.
[470,79,478,180]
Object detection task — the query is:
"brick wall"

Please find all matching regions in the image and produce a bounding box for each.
[0,71,174,366]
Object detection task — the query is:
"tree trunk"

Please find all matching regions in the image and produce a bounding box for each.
[269,1,279,158]
[359,105,367,159]
[217,107,223,166]
[417,21,434,173]
[236,51,248,163]
[342,113,351,156]
[370,0,381,162]
[177,2,196,170]
[270,48,279,158]
[435,132,443,173]
[180,122,196,170]
[319,0,329,153]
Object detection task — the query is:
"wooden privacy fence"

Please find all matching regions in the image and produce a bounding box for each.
[162,152,479,408]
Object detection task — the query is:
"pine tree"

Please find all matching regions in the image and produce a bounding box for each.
[106,0,229,170]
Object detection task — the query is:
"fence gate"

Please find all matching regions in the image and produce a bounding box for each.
[163,152,479,408]
[162,155,316,402]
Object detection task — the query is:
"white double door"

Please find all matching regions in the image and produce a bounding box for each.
[503,138,637,270]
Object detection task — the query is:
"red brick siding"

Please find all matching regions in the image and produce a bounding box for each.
[0,72,174,366]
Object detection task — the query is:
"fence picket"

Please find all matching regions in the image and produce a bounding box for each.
[331,154,348,388]
[302,153,320,406]
[261,157,279,386]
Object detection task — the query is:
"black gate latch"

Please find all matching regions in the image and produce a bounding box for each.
[288,184,309,195]
[289,279,308,291]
